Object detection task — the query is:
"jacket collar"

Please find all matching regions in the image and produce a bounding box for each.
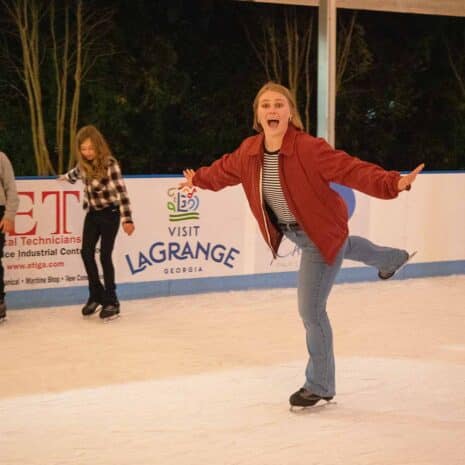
[249,124,300,157]
[249,133,264,157]
[280,124,300,157]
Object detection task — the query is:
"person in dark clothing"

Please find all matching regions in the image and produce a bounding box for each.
[60,125,135,320]
[0,150,19,322]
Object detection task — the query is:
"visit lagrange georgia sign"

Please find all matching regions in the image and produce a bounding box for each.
[122,182,243,279]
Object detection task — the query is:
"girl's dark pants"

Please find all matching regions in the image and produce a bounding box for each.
[81,206,120,305]
[0,206,5,301]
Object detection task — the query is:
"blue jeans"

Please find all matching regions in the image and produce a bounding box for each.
[283,232,407,397]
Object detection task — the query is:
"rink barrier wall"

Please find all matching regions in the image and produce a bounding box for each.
[6,172,465,310]
[7,260,465,310]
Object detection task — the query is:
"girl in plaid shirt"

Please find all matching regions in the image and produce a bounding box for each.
[60,125,135,320]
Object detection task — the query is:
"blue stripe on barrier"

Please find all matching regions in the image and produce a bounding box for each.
[5,259,465,310]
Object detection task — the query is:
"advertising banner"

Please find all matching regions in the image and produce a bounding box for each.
[5,173,465,299]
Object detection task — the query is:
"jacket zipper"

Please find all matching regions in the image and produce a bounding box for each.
[278,152,300,227]
[258,165,276,258]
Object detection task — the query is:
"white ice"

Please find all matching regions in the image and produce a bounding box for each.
[1,275,464,465]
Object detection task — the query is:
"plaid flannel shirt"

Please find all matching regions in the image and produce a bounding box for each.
[66,159,133,223]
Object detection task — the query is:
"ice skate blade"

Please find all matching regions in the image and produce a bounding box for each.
[379,251,418,280]
[102,314,121,323]
[0,316,7,324]
[289,400,337,413]
[81,304,102,319]
[402,251,417,271]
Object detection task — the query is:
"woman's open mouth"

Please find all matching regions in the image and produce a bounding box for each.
[267,119,280,129]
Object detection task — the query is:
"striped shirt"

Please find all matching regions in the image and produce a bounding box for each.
[262,148,296,224]
[65,159,133,223]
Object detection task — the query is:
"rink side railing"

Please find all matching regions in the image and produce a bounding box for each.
[6,172,465,309]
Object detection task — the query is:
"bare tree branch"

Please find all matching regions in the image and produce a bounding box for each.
[444,35,465,100]
[1,0,114,174]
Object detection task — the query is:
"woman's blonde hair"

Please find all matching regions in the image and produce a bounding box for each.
[75,125,115,179]
[252,82,304,132]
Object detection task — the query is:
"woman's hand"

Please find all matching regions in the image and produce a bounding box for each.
[179,169,195,189]
[122,222,135,236]
[398,163,424,191]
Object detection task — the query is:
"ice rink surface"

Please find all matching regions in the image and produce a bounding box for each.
[1,275,464,465]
